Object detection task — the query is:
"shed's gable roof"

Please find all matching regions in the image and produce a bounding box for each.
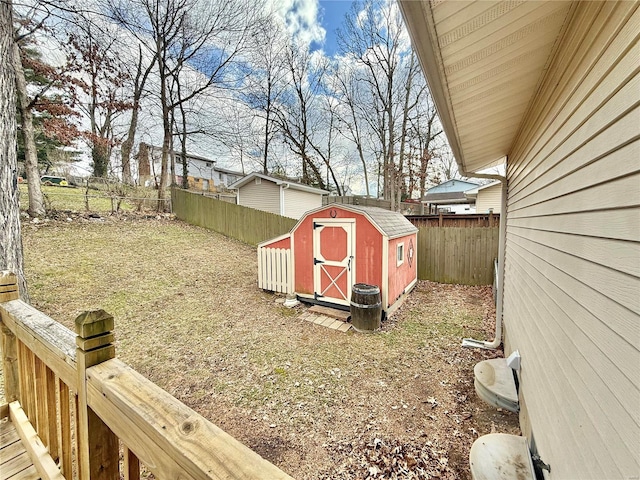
[295,204,418,239]
[229,173,329,195]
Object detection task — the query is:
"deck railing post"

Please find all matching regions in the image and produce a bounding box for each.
[0,271,20,402]
[75,309,119,480]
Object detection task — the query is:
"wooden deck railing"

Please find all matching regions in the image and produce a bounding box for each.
[0,271,293,480]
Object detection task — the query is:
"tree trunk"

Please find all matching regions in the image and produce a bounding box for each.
[263,92,270,174]
[13,42,45,217]
[157,46,170,212]
[121,47,155,185]
[1,1,28,301]
[92,141,109,178]
[396,55,417,210]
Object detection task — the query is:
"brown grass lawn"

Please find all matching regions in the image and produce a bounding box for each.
[18,214,518,479]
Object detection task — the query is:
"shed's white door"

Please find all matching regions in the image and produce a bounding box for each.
[312,219,355,306]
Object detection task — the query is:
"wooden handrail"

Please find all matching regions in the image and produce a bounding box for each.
[87,359,292,479]
[1,298,77,389]
[0,271,294,479]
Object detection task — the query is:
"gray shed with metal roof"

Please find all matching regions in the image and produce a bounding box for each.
[258,203,418,315]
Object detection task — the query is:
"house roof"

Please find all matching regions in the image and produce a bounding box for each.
[422,191,475,205]
[398,0,575,174]
[144,143,243,176]
[215,166,244,176]
[464,180,502,197]
[422,179,479,203]
[229,173,329,195]
[425,179,479,194]
[297,204,418,239]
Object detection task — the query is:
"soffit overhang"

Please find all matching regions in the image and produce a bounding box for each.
[399,0,575,173]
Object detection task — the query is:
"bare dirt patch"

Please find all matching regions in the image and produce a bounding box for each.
[19,215,519,479]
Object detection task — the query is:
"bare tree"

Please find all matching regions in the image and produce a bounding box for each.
[1,0,28,299]
[309,90,343,195]
[119,44,156,184]
[11,9,46,217]
[407,93,441,198]
[273,40,342,193]
[114,0,259,210]
[13,38,44,216]
[243,14,287,174]
[332,60,371,196]
[219,102,257,175]
[394,51,427,208]
[338,0,405,201]
[274,40,325,188]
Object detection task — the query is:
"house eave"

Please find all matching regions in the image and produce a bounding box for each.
[229,173,329,195]
[399,0,576,174]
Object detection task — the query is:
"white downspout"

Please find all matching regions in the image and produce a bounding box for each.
[280,183,290,216]
[460,171,507,350]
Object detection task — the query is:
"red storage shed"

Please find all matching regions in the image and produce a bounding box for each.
[258,204,419,315]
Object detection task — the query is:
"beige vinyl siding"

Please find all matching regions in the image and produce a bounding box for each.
[238,178,281,215]
[476,183,502,213]
[503,2,639,479]
[282,188,323,220]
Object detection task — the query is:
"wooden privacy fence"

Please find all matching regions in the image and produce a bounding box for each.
[0,271,293,480]
[173,189,498,286]
[417,227,499,285]
[407,213,500,228]
[172,188,296,246]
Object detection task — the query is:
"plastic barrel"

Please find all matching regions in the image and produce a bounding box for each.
[350,283,382,332]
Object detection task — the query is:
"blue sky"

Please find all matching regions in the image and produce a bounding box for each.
[317,0,354,55]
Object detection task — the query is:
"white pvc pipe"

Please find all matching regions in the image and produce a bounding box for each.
[461,174,507,350]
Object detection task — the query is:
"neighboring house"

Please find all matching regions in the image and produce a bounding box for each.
[137,143,243,191]
[421,179,479,213]
[229,173,328,220]
[465,181,502,214]
[400,1,639,479]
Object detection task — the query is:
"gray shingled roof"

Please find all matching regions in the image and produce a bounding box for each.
[334,205,418,239]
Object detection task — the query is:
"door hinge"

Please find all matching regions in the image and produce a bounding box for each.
[313,222,324,230]
[314,258,324,265]
[314,292,324,300]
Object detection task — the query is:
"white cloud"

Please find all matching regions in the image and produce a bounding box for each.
[266,0,326,47]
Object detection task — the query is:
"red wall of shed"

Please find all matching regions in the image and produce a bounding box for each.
[261,236,290,249]
[387,234,418,308]
[293,206,383,296]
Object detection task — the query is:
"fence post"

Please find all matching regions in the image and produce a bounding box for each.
[1,271,20,403]
[75,310,119,480]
